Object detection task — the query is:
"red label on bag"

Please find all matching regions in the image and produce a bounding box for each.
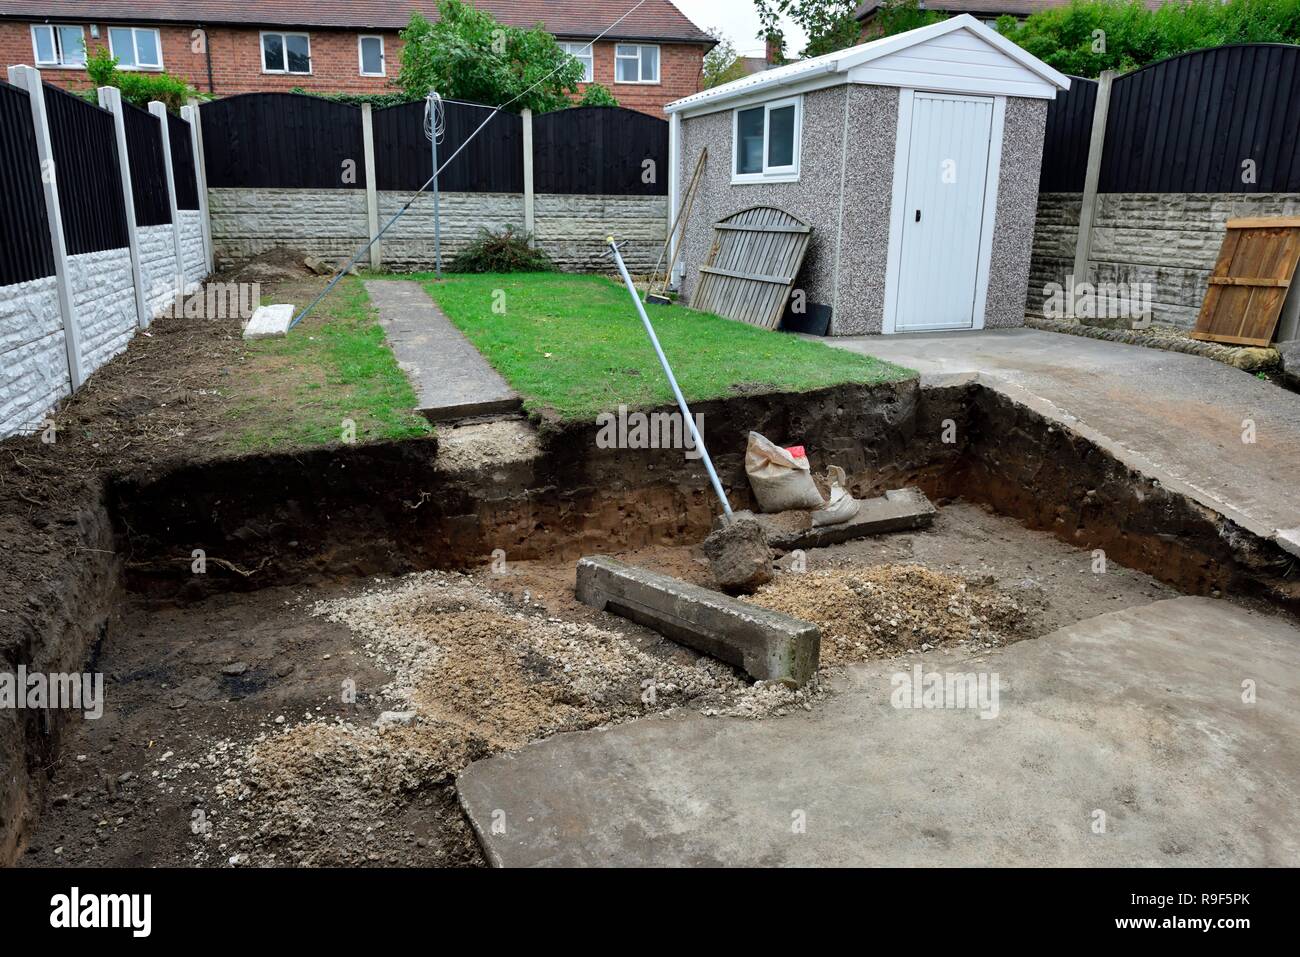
[784,445,806,459]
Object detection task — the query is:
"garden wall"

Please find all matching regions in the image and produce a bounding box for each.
[1028,192,1300,328]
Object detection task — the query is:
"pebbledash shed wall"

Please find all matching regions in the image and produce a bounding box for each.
[668,16,1066,336]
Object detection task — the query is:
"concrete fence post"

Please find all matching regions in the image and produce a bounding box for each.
[149,101,186,305]
[1073,69,1116,287]
[361,102,381,270]
[522,107,535,243]
[183,98,214,274]
[98,86,150,329]
[8,65,83,390]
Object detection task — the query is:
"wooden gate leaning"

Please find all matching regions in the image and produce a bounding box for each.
[692,206,812,329]
[1191,216,1300,346]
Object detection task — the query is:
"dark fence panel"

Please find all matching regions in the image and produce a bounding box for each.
[374,100,522,192]
[167,112,200,209]
[122,102,171,227]
[533,106,667,196]
[1038,75,1096,193]
[200,93,365,189]
[43,84,129,255]
[0,80,55,286]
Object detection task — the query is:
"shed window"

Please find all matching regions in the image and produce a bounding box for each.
[359,35,385,76]
[615,44,659,83]
[262,31,311,74]
[31,24,86,67]
[733,97,801,182]
[109,27,163,70]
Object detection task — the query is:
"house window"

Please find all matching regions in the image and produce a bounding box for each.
[359,35,385,76]
[261,31,311,74]
[615,44,659,83]
[733,97,801,183]
[559,41,593,83]
[108,26,163,70]
[31,24,86,67]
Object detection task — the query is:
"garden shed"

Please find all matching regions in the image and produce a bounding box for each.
[665,15,1070,336]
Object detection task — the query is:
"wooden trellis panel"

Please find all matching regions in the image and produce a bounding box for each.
[693,206,812,329]
[1191,217,1300,346]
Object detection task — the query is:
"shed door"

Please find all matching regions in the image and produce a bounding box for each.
[895,92,995,331]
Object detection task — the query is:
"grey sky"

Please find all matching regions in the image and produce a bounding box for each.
[672,0,812,59]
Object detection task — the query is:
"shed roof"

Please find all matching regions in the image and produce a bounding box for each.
[666,14,1069,115]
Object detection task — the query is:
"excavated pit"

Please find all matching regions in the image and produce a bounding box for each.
[6,375,1299,865]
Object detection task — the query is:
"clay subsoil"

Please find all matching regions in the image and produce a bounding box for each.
[17,502,1180,869]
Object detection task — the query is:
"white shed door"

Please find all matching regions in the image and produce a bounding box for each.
[895,92,994,331]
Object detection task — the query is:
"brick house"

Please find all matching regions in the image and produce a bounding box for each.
[0,0,714,117]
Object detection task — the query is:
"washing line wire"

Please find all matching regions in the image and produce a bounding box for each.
[288,0,652,330]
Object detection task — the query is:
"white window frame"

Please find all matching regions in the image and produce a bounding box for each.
[107,25,164,71]
[30,23,87,68]
[260,30,312,75]
[615,43,660,84]
[731,95,802,184]
[559,41,594,83]
[358,34,385,76]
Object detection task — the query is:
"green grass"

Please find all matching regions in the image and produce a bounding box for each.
[232,278,431,450]
[421,273,914,420]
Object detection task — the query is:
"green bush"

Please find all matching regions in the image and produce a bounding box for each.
[85,48,198,113]
[577,83,619,107]
[995,0,1300,77]
[447,226,555,273]
[289,87,414,109]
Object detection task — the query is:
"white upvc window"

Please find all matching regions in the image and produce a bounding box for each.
[559,41,594,83]
[732,96,802,183]
[30,24,86,67]
[358,34,385,76]
[108,26,163,70]
[261,31,312,74]
[615,43,659,84]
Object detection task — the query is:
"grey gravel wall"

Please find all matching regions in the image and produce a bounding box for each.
[179,211,207,290]
[70,247,137,376]
[1029,191,1300,328]
[209,188,667,273]
[139,223,179,316]
[0,277,67,438]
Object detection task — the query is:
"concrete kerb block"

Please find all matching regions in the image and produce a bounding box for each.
[243,304,294,339]
[575,556,820,687]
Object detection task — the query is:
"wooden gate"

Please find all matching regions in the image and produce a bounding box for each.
[692,206,812,329]
[1191,217,1300,346]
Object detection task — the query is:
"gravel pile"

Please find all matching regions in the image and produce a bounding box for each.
[747,564,1030,666]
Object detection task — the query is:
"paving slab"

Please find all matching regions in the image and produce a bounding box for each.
[457,596,1300,867]
[242,303,293,339]
[823,328,1300,548]
[750,487,936,551]
[365,280,521,422]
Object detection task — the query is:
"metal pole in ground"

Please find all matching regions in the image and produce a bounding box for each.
[607,237,733,520]
[428,92,443,279]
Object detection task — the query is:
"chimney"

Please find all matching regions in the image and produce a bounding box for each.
[765,33,784,68]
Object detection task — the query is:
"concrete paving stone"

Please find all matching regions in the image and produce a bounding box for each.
[242,303,293,339]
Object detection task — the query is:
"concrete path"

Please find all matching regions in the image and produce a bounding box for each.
[458,596,1300,867]
[824,329,1300,551]
[365,280,520,422]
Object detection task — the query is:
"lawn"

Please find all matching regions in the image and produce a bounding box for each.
[226,277,432,450]
[421,273,915,420]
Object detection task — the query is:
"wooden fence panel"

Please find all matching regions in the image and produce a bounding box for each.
[123,102,171,227]
[43,83,128,255]
[532,106,667,196]
[0,80,54,285]
[372,99,522,192]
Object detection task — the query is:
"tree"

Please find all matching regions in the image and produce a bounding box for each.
[85,48,197,113]
[578,83,619,107]
[397,0,584,112]
[702,31,751,87]
[753,0,861,60]
[874,0,943,37]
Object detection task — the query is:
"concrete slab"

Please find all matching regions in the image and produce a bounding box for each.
[242,303,293,339]
[365,280,521,422]
[823,328,1300,549]
[575,556,820,686]
[458,596,1300,867]
[751,487,936,551]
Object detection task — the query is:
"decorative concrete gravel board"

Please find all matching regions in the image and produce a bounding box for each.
[533,194,668,272]
[209,188,369,266]
[179,210,208,288]
[0,276,69,439]
[983,97,1047,329]
[376,191,525,270]
[1029,191,1300,328]
[68,247,137,380]
[138,223,179,317]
